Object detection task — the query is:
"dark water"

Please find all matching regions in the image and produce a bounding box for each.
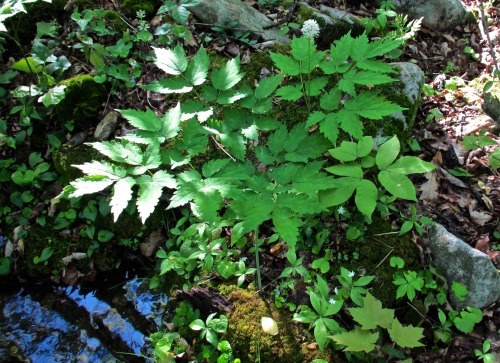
[0,273,168,363]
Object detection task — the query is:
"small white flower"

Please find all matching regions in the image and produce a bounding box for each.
[242,256,248,262]
[301,19,320,39]
[328,298,336,305]
[348,271,355,277]
[198,253,206,260]
[261,317,279,335]
[334,287,339,295]
[337,206,346,215]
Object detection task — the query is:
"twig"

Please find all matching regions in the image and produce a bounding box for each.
[210,135,236,161]
[263,0,299,29]
[479,0,500,76]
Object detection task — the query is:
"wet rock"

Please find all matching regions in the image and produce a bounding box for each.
[94,110,118,141]
[189,0,290,47]
[373,0,473,32]
[426,223,500,309]
[139,228,164,257]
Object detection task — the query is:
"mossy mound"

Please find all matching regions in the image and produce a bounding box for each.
[337,215,421,307]
[120,0,161,18]
[53,143,102,182]
[55,74,106,131]
[219,286,334,363]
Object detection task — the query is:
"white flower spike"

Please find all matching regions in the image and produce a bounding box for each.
[301,19,320,39]
[261,317,279,336]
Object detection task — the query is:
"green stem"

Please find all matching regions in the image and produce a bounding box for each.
[306,38,311,113]
[254,227,262,291]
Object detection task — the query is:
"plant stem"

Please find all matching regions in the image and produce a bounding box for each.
[254,227,262,291]
[307,38,311,113]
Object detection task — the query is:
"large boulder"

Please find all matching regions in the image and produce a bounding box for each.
[189,0,290,46]
[426,223,500,309]
[374,0,472,32]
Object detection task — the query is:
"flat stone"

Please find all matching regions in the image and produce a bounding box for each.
[190,0,290,46]
[94,110,118,141]
[426,223,500,309]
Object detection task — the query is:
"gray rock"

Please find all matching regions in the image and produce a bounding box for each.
[139,229,165,258]
[426,223,500,309]
[190,0,290,46]
[94,111,118,141]
[376,0,472,32]
[483,81,500,121]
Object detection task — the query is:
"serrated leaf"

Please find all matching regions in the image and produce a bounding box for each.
[357,136,374,157]
[330,327,379,352]
[211,56,244,91]
[355,179,378,218]
[74,160,126,179]
[388,319,424,348]
[276,84,303,101]
[160,102,182,139]
[338,109,364,140]
[141,78,193,94]
[290,36,326,72]
[202,159,231,178]
[117,108,161,132]
[304,77,328,96]
[345,92,405,119]
[306,111,325,127]
[356,59,395,73]
[110,177,136,221]
[319,113,339,144]
[349,293,394,329]
[376,136,400,170]
[38,85,66,106]
[89,140,143,166]
[136,170,177,223]
[270,52,300,75]
[320,88,342,111]
[268,125,287,155]
[185,46,209,86]
[69,176,114,198]
[352,71,396,86]
[153,44,188,75]
[272,209,302,248]
[255,73,284,99]
[378,171,416,201]
[366,37,403,58]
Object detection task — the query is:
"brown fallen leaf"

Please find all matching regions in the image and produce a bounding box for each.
[419,171,440,201]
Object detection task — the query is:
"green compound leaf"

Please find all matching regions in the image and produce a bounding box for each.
[388,319,424,348]
[270,52,300,76]
[349,292,394,330]
[304,77,328,96]
[211,55,244,91]
[318,177,358,207]
[378,171,416,201]
[320,88,342,111]
[272,209,303,248]
[319,113,339,145]
[376,136,400,170]
[330,327,379,353]
[153,44,188,75]
[329,141,359,162]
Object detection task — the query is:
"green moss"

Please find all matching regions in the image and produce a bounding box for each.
[120,0,161,18]
[337,215,420,307]
[52,144,102,182]
[218,286,334,363]
[56,74,106,130]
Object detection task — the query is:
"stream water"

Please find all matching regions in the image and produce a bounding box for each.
[0,269,168,362]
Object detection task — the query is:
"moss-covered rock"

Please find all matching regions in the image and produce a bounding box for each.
[55,74,106,130]
[218,286,334,363]
[52,143,102,182]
